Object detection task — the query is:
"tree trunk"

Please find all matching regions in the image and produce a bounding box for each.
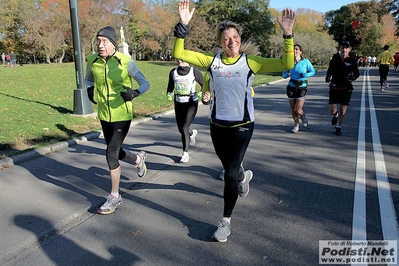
[58,47,65,63]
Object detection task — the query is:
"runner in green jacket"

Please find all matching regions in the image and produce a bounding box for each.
[85,26,150,215]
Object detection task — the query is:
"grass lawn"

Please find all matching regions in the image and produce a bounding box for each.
[0,61,282,158]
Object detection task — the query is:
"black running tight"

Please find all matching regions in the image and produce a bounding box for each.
[100,120,131,170]
[174,100,198,151]
[379,64,389,87]
[210,122,254,217]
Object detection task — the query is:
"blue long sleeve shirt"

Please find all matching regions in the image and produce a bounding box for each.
[282,57,316,88]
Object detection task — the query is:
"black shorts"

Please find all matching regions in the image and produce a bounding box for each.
[329,87,353,106]
[286,85,307,99]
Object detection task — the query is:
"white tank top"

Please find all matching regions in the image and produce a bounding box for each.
[209,53,254,123]
[173,67,196,96]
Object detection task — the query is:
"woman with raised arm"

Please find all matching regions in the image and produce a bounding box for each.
[173,0,295,242]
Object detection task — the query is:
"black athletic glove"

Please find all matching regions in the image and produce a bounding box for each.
[325,76,331,83]
[174,22,190,38]
[87,86,97,104]
[120,86,140,101]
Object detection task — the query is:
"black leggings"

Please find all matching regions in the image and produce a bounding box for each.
[379,64,389,87]
[100,120,131,170]
[174,100,198,151]
[210,122,254,217]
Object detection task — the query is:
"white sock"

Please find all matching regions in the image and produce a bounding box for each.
[111,192,119,198]
[223,217,231,223]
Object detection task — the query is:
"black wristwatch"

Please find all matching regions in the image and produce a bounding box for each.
[283,33,294,39]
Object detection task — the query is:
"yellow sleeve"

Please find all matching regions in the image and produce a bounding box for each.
[172,38,213,69]
[247,38,294,74]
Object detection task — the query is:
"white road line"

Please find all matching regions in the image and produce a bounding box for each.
[352,68,368,242]
[367,72,399,242]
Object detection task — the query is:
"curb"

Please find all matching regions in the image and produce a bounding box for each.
[0,110,176,169]
[0,131,102,169]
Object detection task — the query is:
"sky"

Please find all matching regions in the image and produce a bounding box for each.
[269,0,367,13]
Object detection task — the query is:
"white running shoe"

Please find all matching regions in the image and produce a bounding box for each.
[213,219,231,242]
[180,151,189,163]
[291,125,299,133]
[238,170,253,197]
[98,194,123,215]
[135,151,147,178]
[189,130,197,146]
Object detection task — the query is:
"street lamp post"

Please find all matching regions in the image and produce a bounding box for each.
[69,0,93,115]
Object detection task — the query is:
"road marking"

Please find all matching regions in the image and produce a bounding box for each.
[352,68,398,265]
[351,68,368,242]
[367,70,399,242]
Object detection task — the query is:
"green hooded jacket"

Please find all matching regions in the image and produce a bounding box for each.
[87,51,133,122]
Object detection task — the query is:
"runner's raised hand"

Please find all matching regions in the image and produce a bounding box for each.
[178,0,195,25]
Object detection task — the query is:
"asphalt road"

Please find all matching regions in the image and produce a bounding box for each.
[0,66,398,266]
